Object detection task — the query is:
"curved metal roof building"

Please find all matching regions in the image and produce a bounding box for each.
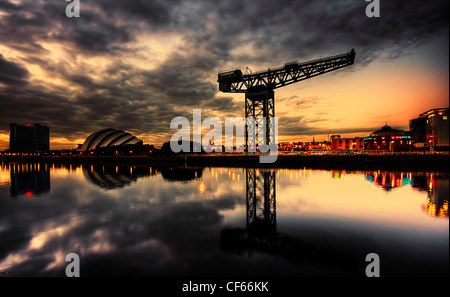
[81,128,143,151]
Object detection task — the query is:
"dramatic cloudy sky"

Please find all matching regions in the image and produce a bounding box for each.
[0,0,448,149]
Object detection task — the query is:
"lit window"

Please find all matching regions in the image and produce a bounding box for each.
[443,116,448,120]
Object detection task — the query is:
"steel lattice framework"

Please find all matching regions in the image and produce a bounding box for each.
[218,49,356,149]
[246,169,276,232]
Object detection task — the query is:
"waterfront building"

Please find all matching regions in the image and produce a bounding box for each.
[410,108,448,151]
[279,142,294,152]
[81,128,143,152]
[9,123,49,153]
[409,117,428,148]
[279,142,308,152]
[364,125,412,152]
[331,135,364,151]
[308,141,332,151]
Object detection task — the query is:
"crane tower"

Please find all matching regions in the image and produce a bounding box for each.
[218,49,356,150]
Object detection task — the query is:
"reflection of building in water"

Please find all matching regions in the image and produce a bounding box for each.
[83,164,203,189]
[364,170,448,217]
[364,171,411,191]
[365,171,449,218]
[159,167,203,182]
[10,163,50,198]
[83,164,152,189]
[412,173,449,218]
[331,170,342,179]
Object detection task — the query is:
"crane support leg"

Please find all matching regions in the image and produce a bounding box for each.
[245,88,275,151]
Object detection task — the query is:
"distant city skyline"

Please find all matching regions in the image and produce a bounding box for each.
[0,0,448,150]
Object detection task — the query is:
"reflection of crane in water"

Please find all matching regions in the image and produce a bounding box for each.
[246,169,276,232]
[220,169,358,274]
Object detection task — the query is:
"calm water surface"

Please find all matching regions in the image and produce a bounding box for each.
[0,162,448,277]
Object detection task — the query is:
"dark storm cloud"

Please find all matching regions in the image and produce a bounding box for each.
[0,54,29,86]
[0,87,74,127]
[0,0,20,11]
[0,0,134,55]
[141,53,218,106]
[85,0,177,25]
[0,0,448,144]
[205,0,449,67]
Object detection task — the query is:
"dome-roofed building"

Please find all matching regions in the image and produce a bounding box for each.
[81,128,143,151]
[369,125,405,137]
[364,124,412,152]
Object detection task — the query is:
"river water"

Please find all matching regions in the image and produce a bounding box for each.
[0,162,448,277]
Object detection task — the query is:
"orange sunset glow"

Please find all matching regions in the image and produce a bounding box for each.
[0,1,448,150]
[1,0,449,284]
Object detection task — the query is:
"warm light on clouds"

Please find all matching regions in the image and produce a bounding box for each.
[51,137,85,150]
[0,0,448,149]
[129,32,185,70]
[0,133,8,150]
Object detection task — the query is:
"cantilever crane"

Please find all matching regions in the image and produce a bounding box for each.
[218,49,356,150]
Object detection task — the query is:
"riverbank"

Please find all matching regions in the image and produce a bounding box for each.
[1,153,448,171]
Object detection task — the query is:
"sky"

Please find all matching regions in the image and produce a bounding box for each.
[0,0,448,150]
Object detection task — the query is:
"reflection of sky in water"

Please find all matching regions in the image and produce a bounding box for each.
[0,164,448,277]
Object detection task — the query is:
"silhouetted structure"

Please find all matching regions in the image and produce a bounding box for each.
[81,128,143,151]
[218,49,356,150]
[9,123,49,153]
[410,117,427,148]
[410,108,449,151]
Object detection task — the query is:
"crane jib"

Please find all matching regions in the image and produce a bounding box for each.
[218,49,356,93]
